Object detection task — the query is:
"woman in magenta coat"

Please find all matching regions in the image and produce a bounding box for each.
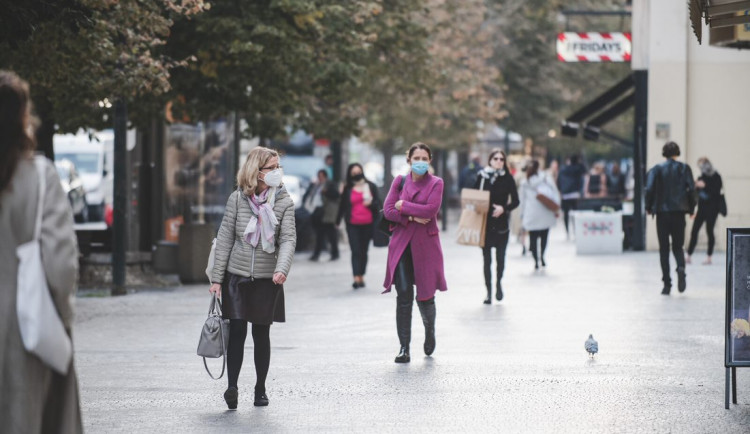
[382,142,448,363]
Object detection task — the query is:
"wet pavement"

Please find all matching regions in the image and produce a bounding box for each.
[75,225,750,432]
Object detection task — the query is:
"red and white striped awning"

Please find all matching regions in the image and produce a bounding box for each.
[556,32,632,62]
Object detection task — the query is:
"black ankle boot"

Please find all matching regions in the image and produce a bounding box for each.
[417,299,436,356]
[394,346,410,363]
[496,281,503,301]
[484,286,491,304]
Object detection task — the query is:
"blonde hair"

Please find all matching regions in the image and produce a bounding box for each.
[237,147,279,196]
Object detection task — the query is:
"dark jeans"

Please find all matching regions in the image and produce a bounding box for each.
[528,229,549,265]
[687,208,718,256]
[561,199,577,234]
[656,212,686,286]
[347,223,372,276]
[227,320,271,394]
[312,219,339,258]
[482,231,510,289]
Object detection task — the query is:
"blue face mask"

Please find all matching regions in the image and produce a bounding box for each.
[411,161,430,176]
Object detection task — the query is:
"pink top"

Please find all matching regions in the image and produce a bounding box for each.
[349,190,373,225]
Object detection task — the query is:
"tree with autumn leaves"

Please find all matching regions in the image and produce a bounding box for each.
[0,0,631,161]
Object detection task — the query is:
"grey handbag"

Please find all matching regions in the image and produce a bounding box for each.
[197,293,230,380]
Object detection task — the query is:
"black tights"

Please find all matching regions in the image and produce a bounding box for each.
[227,320,270,394]
[528,229,549,266]
[687,209,718,256]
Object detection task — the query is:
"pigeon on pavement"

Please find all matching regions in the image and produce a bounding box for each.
[585,334,598,357]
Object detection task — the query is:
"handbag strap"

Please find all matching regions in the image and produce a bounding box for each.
[32,156,47,241]
[203,293,227,380]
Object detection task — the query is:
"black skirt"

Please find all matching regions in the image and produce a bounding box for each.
[222,272,285,324]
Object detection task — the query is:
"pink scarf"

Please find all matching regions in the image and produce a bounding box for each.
[243,188,278,253]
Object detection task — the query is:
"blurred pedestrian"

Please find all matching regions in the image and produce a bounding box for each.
[584,161,608,198]
[607,161,627,200]
[0,70,83,433]
[209,146,296,409]
[459,151,483,190]
[474,149,519,304]
[645,141,696,295]
[337,163,381,289]
[520,160,559,270]
[324,154,334,180]
[383,142,447,363]
[686,157,723,265]
[547,159,559,183]
[303,169,340,261]
[557,155,586,237]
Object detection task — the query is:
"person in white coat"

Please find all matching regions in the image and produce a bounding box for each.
[520,160,559,270]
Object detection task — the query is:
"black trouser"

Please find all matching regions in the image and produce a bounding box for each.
[347,223,372,276]
[227,320,271,394]
[687,208,718,256]
[312,220,339,258]
[482,231,510,290]
[528,229,549,265]
[561,199,577,234]
[656,212,686,286]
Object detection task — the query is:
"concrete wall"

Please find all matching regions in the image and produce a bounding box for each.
[645,0,750,252]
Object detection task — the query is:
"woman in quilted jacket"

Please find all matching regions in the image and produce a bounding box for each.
[210,146,296,409]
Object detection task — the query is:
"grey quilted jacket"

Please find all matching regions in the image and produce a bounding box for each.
[211,187,296,283]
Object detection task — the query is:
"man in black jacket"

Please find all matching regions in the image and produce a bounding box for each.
[645,142,697,295]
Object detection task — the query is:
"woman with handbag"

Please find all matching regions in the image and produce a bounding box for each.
[0,71,83,432]
[473,149,519,304]
[383,142,448,363]
[336,163,381,289]
[520,160,559,270]
[686,157,724,265]
[209,147,296,409]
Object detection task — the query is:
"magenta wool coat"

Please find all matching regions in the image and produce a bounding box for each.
[382,172,448,300]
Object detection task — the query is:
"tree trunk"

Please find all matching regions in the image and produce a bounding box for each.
[382,138,394,189]
[35,102,55,160]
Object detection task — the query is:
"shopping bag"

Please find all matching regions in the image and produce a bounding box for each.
[456,207,488,247]
[460,188,490,213]
[536,181,561,212]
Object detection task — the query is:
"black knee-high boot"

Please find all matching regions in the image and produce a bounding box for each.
[394,246,414,363]
[417,298,436,356]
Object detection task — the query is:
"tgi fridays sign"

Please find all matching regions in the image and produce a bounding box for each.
[557,32,632,62]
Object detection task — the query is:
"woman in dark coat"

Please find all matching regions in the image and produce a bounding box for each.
[686,157,723,265]
[473,149,519,304]
[337,163,381,289]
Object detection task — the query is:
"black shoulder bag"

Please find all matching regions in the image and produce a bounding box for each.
[376,176,406,237]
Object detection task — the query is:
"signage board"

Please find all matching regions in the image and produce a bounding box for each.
[557,32,632,62]
[726,228,750,367]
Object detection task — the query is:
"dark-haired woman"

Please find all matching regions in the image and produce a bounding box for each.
[383,142,448,363]
[686,157,723,265]
[474,149,519,304]
[337,163,381,289]
[0,71,83,432]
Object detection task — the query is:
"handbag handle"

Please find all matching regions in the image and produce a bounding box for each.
[203,293,227,380]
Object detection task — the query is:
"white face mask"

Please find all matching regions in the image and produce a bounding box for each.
[261,168,283,188]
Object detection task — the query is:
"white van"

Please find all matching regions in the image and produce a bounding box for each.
[54,130,114,221]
